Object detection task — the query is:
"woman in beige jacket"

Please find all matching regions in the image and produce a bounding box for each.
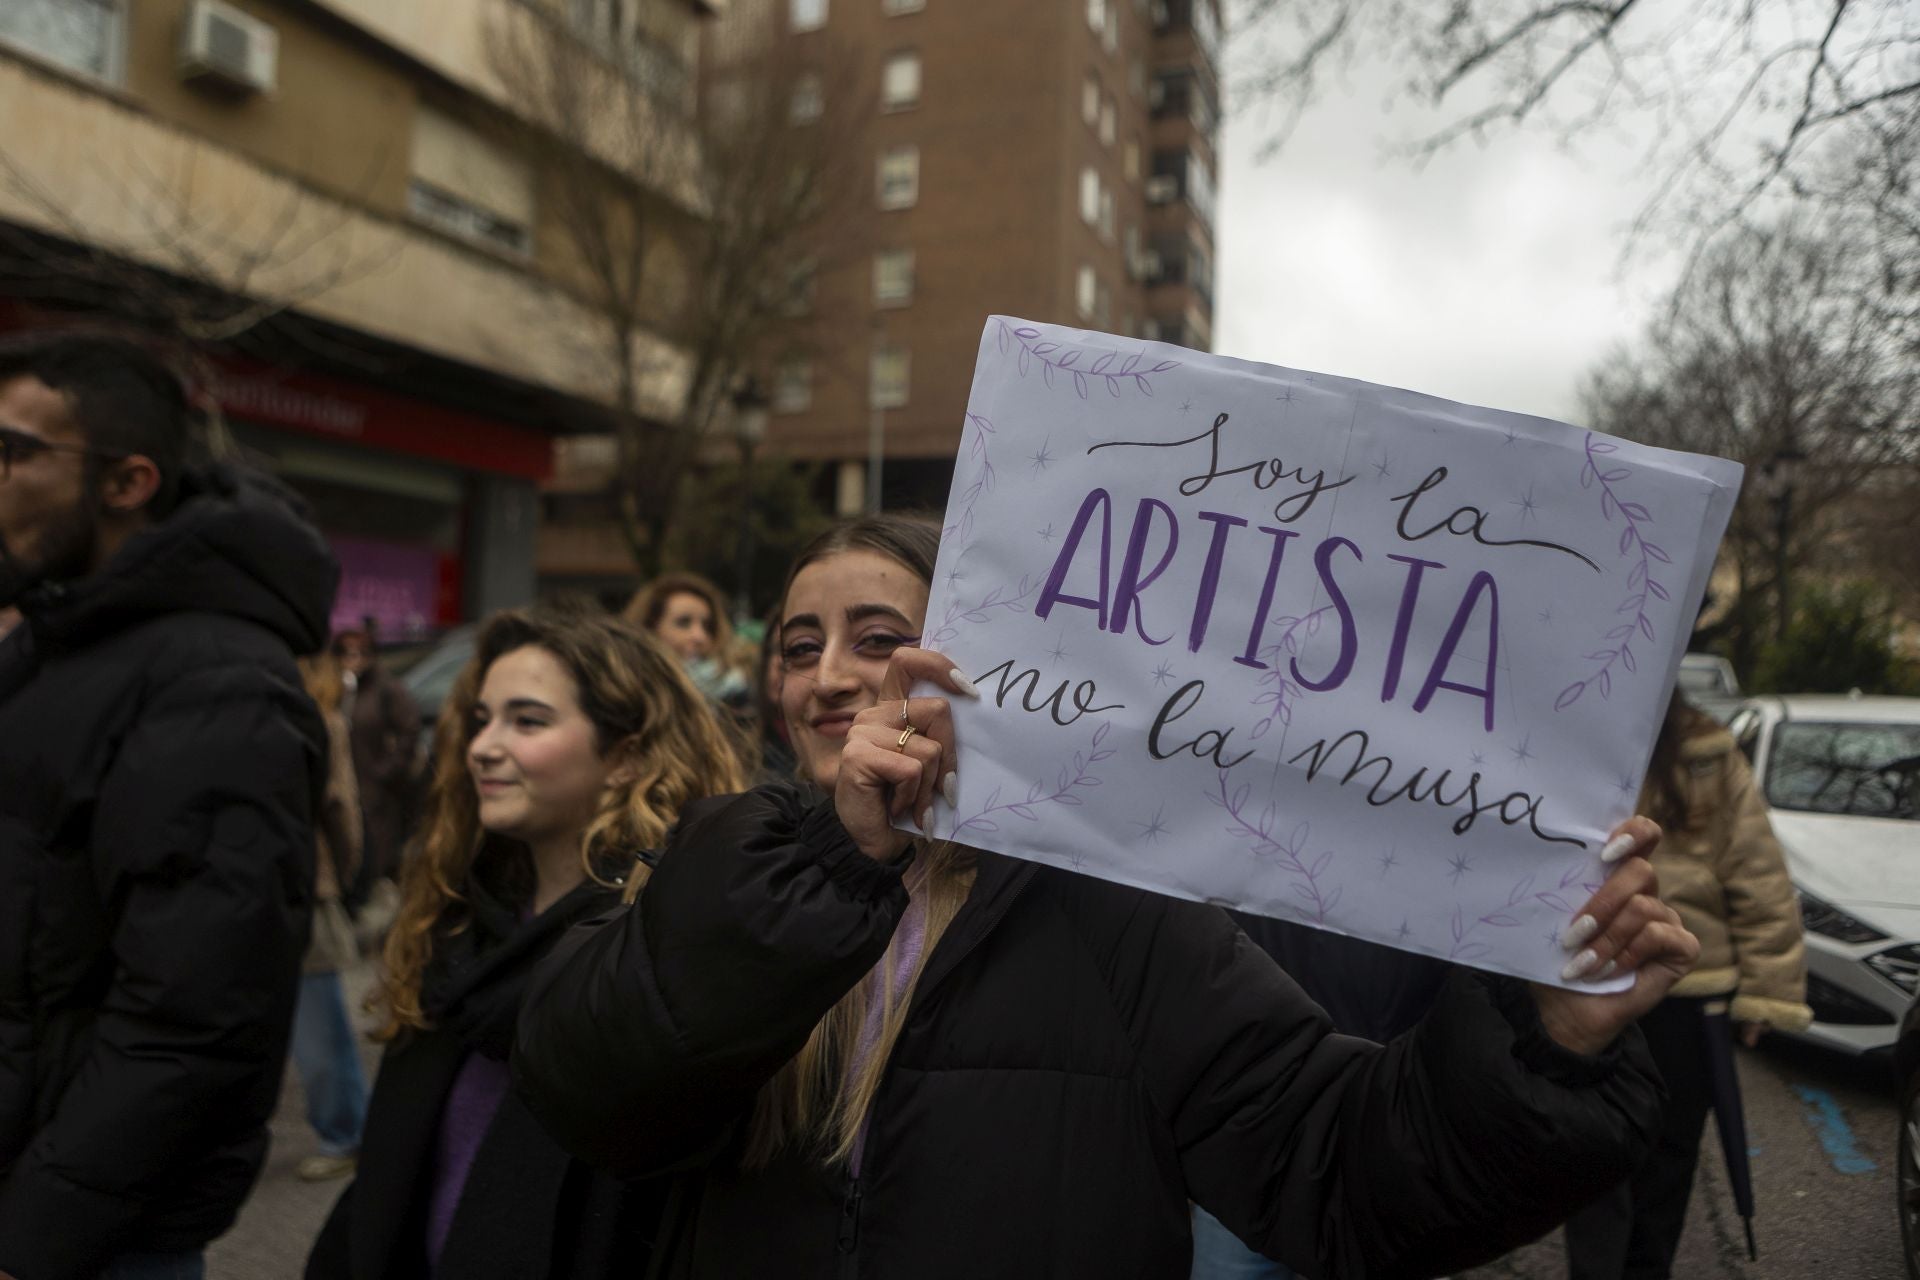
[1565,693,1811,1279]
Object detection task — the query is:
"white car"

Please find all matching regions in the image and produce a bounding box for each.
[1726,694,1920,1056]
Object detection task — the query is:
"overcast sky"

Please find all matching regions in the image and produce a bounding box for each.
[1216,62,1680,426]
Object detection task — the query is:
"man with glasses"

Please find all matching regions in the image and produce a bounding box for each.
[0,332,338,1280]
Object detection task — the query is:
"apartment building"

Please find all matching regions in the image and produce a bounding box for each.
[732,0,1222,514]
[0,0,711,636]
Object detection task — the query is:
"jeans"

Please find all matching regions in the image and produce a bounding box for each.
[99,1252,205,1280]
[291,971,369,1157]
[1191,1206,1294,1280]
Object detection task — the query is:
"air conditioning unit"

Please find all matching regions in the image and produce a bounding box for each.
[178,0,278,96]
[1144,175,1179,205]
[1135,250,1165,282]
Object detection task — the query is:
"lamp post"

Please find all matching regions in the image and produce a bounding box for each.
[1764,445,1806,643]
[731,376,770,620]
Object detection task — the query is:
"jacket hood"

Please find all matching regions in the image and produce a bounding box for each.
[23,461,339,655]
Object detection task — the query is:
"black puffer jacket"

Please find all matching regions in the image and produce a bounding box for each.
[516,786,1664,1280]
[0,464,336,1279]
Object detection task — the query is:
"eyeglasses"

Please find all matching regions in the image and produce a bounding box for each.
[0,424,124,482]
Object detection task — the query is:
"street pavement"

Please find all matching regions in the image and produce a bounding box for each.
[212,960,1903,1278]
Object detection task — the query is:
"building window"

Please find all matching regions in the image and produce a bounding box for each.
[1079,167,1101,225]
[1082,73,1100,127]
[877,146,920,209]
[409,107,535,257]
[1124,139,1140,182]
[1099,97,1116,146]
[874,249,915,306]
[1098,186,1115,240]
[567,0,693,109]
[1086,0,1107,35]
[0,0,125,83]
[883,0,925,11]
[1187,149,1215,225]
[791,0,827,32]
[790,72,824,123]
[882,50,921,110]
[774,358,813,413]
[871,347,910,409]
[1102,5,1119,54]
[785,258,817,316]
[1076,264,1097,319]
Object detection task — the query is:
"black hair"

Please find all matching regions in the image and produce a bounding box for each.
[0,331,193,517]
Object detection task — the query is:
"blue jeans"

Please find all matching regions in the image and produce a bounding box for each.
[291,971,368,1157]
[100,1252,205,1280]
[1191,1206,1294,1280]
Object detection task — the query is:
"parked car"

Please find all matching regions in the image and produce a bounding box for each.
[1725,694,1920,1056]
[1895,994,1920,1277]
[1678,652,1743,722]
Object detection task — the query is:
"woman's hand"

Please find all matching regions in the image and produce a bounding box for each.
[835,647,980,862]
[1530,817,1700,1056]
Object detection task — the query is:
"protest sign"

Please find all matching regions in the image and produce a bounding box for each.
[916,317,1743,989]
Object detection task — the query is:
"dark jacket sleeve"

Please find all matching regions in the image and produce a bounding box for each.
[1067,883,1663,1280]
[514,785,909,1177]
[0,658,317,1280]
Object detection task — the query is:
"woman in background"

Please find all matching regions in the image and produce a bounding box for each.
[1563,692,1810,1280]
[291,651,371,1184]
[622,571,749,709]
[308,607,747,1279]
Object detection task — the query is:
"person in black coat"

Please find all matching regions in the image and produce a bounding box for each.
[307,607,747,1280]
[515,515,1701,1280]
[0,333,337,1280]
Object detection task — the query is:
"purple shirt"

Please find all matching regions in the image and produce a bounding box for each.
[848,888,929,1179]
[425,1050,513,1269]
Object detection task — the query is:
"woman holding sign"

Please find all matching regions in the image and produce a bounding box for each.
[516,515,1699,1279]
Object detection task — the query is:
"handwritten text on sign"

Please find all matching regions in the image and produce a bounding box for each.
[917,317,1741,988]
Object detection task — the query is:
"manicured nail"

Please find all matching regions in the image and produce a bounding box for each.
[1560,915,1599,952]
[916,806,932,836]
[941,771,958,808]
[1588,959,1619,982]
[1561,949,1600,982]
[1600,833,1636,864]
[949,669,982,699]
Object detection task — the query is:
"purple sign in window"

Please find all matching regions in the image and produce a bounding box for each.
[329,536,440,643]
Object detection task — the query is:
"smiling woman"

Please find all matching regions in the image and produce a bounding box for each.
[306,605,748,1280]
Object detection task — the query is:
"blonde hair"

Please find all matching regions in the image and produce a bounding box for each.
[373,606,749,1040]
[745,514,977,1167]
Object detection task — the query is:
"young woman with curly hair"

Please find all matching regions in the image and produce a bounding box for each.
[307,606,746,1280]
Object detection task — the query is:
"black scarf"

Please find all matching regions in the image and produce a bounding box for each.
[420,871,620,1061]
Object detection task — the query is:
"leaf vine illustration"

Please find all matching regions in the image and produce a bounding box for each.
[1557,433,1670,711]
[1246,605,1336,740]
[942,413,998,545]
[952,721,1115,838]
[996,319,1177,400]
[1207,772,1342,924]
[925,574,1037,647]
[1449,874,1533,962]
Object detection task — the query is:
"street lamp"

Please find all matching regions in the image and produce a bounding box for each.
[1763,444,1807,643]
[731,376,771,620]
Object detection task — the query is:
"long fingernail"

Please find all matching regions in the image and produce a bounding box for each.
[941,771,958,807]
[916,806,932,836]
[1561,949,1600,982]
[1600,833,1636,864]
[1560,914,1599,951]
[1587,959,1619,982]
[949,669,982,699]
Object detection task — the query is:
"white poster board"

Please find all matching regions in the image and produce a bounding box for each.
[916,317,1743,989]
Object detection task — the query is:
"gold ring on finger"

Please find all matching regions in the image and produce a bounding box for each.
[897,725,918,749]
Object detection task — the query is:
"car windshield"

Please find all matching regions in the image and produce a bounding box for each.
[1765,720,1920,820]
[1677,666,1728,695]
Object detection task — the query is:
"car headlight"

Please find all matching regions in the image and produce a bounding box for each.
[1867,944,1920,995]
[1799,888,1890,944]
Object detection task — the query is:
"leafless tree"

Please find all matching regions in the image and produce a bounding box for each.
[1580,214,1919,667]
[486,0,869,574]
[1236,0,1919,274]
